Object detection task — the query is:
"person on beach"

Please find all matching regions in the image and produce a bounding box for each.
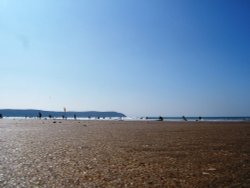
[159,116,164,121]
[182,116,187,121]
[38,112,42,119]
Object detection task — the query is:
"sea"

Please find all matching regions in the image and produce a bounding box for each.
[143,116,250,122]
[2,116,250,122]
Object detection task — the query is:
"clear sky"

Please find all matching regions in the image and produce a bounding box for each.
[0,0,250,117]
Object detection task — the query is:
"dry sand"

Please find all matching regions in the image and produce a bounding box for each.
[0,119,249,187]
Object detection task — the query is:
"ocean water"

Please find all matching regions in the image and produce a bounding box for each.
[145,116,250,122]
[1,116,250,122]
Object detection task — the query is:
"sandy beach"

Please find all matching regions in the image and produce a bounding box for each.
[0,119,249,187]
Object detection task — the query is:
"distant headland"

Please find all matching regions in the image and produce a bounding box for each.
[0,109,126,118]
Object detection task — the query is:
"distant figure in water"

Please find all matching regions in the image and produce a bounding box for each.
[0,114,2,119]
[182,116,187,121]
[74,114,77,120]
[38,112,42,119]
[158,116,164,121]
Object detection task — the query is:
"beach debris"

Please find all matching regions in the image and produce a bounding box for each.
[207,167,216,171]
[202,172,210,175]
[53,121,56,124]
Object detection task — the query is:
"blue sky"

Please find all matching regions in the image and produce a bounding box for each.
[0,0,249,117]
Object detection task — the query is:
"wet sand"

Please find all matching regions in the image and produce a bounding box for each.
[0,119,249,187]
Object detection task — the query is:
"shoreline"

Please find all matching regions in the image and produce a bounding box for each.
[1,116,250,122]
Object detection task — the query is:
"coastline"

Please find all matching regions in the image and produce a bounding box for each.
[1,116,250,122]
